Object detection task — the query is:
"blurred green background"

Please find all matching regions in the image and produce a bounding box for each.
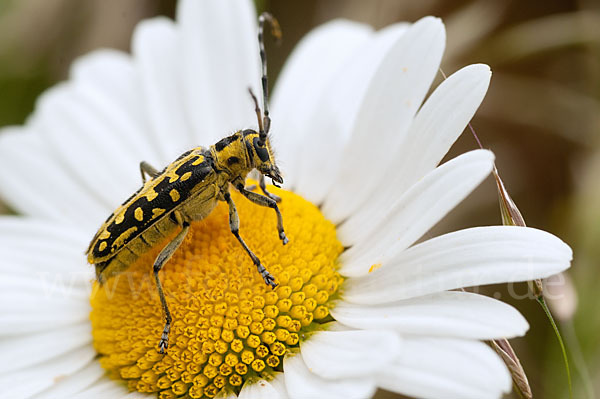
[0,0,598,398]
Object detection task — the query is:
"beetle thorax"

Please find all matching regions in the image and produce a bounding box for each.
[210,131,253,180]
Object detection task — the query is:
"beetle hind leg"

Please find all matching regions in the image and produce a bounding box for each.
[94,262,108,284]
[153,219,190,354]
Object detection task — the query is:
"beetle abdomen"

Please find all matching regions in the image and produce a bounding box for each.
[95,216,179,283]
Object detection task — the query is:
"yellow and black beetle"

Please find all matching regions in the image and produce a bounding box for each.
[86,13,287,354]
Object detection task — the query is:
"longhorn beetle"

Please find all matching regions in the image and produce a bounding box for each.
[86,13,287,354]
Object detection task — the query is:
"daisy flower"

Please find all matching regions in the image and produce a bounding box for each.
[0,1,571,399]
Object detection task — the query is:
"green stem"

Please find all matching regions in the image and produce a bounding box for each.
[537,296,572,398]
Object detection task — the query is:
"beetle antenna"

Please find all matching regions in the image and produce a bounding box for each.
[248,87,263,135]
[257,12,281,145]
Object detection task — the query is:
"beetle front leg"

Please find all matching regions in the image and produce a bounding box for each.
[236,182,288,245]
[259,173,281,202]
[223,191,277,288]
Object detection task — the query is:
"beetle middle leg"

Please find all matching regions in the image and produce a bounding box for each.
[140,161,160,183]
[153,215,190,354]
[223,191,277,288]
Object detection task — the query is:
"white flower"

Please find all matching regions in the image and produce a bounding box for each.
[0,1,571,399]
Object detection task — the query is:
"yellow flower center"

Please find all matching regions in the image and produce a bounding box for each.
[90,186,344,399]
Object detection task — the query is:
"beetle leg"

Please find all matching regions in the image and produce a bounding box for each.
[140,161,160,183]
[153,218,189,354]
[223,191,277,288]
[236,183,288,245]
[259,173,281,203]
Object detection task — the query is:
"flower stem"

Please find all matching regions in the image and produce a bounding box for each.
[537,295,572,399]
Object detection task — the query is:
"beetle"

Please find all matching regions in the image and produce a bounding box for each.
[86,13,287,354]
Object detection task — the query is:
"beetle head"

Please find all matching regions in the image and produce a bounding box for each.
[242,129,283,186]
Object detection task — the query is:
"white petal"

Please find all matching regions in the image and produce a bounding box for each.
[283,354,376,399]
[133,17,192,164]
[0,273,90,335]
[378,337,511,399]
[339,64,492,241]
[0,129,107,227]
[0,218,91,337]
[0,300,89,336]
[238,379,281,399]
[1,271,89,310]
[332,291,528,339]
[32,79,142,211]
[214,391,236,399]
[0,324,91,374]
[0,216,89,275]
[268,373,289,399]
[300,330,401,379]
[271,20,373,188]
[321,16,446,222]
[69,49,159,164]
[177,0,259,144]
[392,64,491,197]
[32,361,105,399]
[340,149,494,276]
[292,23,409,203]
[69,376,146,399]
[0,346,95,399]
[124,392,153,399]
[343,226,572,304]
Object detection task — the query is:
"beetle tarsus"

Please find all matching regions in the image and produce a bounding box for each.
[158,334,169,354]
[258,263,277,288]
[280,231,289,245]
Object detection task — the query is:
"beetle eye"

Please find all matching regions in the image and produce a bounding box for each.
[253,137,270,162]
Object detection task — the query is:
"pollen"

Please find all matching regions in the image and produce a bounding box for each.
[90,186,344,398]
